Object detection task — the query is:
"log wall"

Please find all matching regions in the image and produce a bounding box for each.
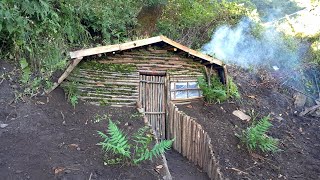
[63,46,212,107]
[167,102,224,180]
[99,48,204,73]
[65,69,139,107]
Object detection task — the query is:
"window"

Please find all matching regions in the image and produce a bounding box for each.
[170,81,201,100]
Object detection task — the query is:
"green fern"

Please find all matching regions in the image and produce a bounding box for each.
[97,120,131,159]
[239,115,280,153]
[97,120,174,165]
[227,77,240,99]
[133,139,174,164]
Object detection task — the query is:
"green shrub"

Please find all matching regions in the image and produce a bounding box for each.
[238,115,279,153]
[156,0,251,49]
[0,0,151,94]
[198,76,227,103]
[227,76,241,99]
[97,120,174,165]
[61,81,79,108]
[198,75,240,103]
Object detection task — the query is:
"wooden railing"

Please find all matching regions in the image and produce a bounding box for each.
[167,102,224,180]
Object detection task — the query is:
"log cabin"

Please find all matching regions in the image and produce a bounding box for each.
[53,35,226,139]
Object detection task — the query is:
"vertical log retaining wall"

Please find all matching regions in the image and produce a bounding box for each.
[167,102,224,180]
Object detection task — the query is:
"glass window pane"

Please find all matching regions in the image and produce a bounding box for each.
[188,82,198,88]
[176,90,188,98]
[176,82,187,89]
[188,90,200,97]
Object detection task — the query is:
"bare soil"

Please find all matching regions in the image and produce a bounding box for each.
[177,66,320,180]
[0,61,207,180]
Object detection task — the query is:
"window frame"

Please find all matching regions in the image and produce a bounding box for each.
[170,81,202,100]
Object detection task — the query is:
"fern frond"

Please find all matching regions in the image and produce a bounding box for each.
[240,115,279,153]
[97,120,131,158]
[134,139,174,164]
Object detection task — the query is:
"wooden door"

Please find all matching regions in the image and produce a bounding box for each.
[139,74,166,139]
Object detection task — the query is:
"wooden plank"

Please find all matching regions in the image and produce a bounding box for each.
[69,36,162,59]
[144,112,165,114]
[139,80,165,84]
[69,36,223,67]
[179,112,183,154]
[176,111,180,153]
[200,129,204,169]
[160,35,223,66]
[181,115,186,157]
[161,77,166,139]
[196,124,199,166]
[203,133,209,173]
[173,107,177,149]
[46,57,83,94]
[192,119,196,162]
[186,116,191,160]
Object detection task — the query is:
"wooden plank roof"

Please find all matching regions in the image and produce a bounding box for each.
[69,35,223,66]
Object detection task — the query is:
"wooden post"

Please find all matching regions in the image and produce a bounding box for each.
[46,57,83,94]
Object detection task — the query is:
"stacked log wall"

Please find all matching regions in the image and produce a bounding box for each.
[63,47,209,107]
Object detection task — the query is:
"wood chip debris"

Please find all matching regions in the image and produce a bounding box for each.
[232,110,251,121]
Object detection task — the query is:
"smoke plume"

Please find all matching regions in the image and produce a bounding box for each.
[202,18,306,70]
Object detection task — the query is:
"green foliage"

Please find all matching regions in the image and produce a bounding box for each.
[309,35,320,66]
[97,120,131,160]
[227,77,241,99]
[238,115,280,153]
[19,58,31,84]
[156,0,252,48]
[198,76,227,103]
[70,95,78,108]
[198,75,240,103]
[0,0,151,97]
[97,120,174,165]
[62,81,79,108]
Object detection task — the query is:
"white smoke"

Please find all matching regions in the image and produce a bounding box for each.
[202,18,306,70]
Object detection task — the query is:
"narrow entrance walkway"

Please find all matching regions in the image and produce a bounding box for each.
[166,150,209,180]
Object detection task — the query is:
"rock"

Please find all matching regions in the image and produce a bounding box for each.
[11,85,18,89]
[64,170,71,174]
[0,124,8,128]
[293,93,307,107]
[15,170,23,174]
[232,110,251,121]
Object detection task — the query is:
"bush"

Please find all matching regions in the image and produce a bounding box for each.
[61,81,79,108]
[0,0,152,94]
[97,120,174,165]
[238,115,279,153]
[198,75,240,103]
[156,0,252,49]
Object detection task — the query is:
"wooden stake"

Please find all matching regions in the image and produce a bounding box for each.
[46,57,83,94]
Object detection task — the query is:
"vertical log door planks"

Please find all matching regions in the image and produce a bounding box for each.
[139,74,166,139]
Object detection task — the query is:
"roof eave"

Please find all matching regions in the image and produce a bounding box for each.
[69,35,223,67]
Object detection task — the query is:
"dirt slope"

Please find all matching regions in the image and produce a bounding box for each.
[178,66,320,180]
[0,61,207,180]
